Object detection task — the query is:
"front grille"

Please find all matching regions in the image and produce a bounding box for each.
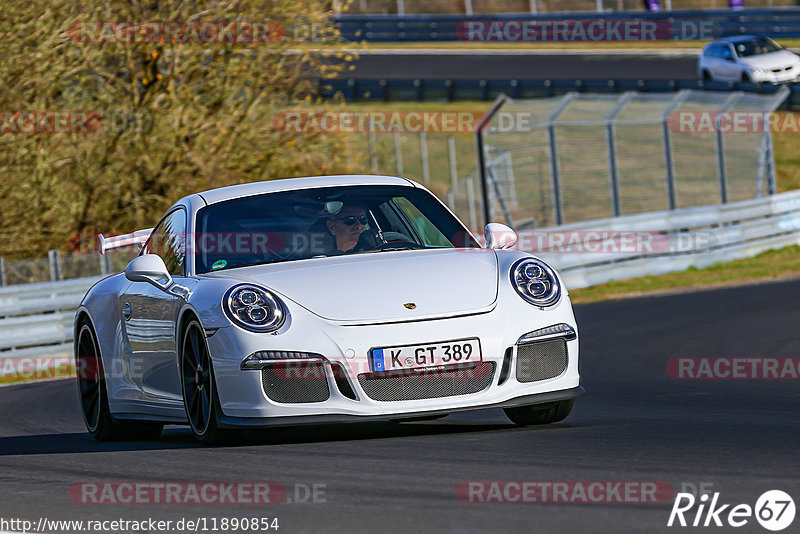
[261,361,330,403]
[515,339,568,383]
[357,362,495,402]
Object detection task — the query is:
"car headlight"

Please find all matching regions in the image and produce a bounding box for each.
[223,284,286,332]
[510,257,561,307]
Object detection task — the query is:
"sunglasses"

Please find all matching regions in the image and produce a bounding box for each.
[335,215,368,226]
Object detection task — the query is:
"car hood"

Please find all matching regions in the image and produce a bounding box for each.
[204,248,499,323]
[739,50,800,69]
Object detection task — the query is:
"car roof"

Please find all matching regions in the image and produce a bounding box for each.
[196,175,417,205]
[715,35,763,44]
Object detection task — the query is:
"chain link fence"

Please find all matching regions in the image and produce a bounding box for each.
[472,88,788,229]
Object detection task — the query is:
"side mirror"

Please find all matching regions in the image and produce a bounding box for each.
[125,254,173,291]
[485,223,518,250]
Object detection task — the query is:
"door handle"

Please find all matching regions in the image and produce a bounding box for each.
[122,302,132,320]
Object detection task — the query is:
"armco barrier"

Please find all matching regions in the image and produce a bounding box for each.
[533,189,800,288]
[334,8,800,41]
[320,78,800,108]
[0,277,100,370]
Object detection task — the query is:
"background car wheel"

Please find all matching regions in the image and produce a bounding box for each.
[742,72,752,83]
[702,70,712,82]
[75,320,163,442]
[181,320,227,444]
[503,399,574,426]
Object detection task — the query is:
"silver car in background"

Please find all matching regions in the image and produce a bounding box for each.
[698,35,800,84]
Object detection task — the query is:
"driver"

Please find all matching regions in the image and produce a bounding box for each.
[326,203,369,254]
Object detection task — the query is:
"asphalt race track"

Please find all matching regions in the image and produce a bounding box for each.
[347,50,699,80]
[1,279,798,533]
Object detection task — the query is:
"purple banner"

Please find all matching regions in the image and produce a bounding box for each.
[729,0,744,8]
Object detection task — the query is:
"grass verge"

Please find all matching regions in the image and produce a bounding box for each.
[569,244,800,304]
[0,364,75,386]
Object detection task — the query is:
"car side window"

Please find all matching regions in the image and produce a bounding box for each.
[142,209,187,276]
[392,197,451,247]
[720,45,734,61]
[705,45,719,58]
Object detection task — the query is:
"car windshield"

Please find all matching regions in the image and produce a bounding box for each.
[734,38,781,57]
[194,184,481,273]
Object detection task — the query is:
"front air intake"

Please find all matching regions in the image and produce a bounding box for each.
[357,362,495,402]
[515,339,568,383]
[261,361,330,403]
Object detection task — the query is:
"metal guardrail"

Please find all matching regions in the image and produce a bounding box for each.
[334,8,800,41]
[533,188,800,288]
[333,0,793,17]
[321,78,800,108]
[0,277,100,372]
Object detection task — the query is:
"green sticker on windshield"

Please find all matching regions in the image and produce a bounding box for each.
[211,259,227,270]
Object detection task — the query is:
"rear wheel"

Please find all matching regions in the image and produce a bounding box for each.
[181,320,228,444]
[701,70,712,82]
[742,72,752,83]
[75,320,163,441]
[504,399,574,426]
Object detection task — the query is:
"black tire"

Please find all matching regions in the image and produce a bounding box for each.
[503,399,575,426]
[75,320,163,441]
[181,320,228,444]
[701,70,712,82]
[742,72,752,83]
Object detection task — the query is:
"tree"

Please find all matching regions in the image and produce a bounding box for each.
[0,0,360,257]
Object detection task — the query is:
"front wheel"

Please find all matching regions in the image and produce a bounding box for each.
[181,320,228,444]
[75,321,163,441]
[504,399,574,426]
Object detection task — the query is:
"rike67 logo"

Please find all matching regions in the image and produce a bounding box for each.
[668,490,795,531]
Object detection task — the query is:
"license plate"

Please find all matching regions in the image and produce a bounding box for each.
[369,338,482,373]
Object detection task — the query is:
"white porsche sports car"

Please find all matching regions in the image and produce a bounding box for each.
[75,175,583,443]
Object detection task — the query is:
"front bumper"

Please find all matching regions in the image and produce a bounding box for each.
[206,289,581,424]
[750,68,800,84]
[217,386,586,428]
